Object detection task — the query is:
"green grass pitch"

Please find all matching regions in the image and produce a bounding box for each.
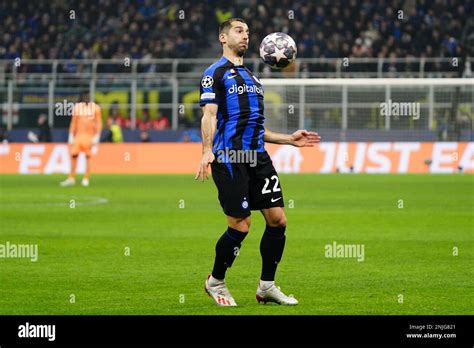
[0,173,472,315]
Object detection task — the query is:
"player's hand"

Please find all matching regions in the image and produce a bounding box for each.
[290,129,321,147]
[195,151,215,182]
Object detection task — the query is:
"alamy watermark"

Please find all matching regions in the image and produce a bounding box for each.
[55,100,94,118]
[18,322,55,341]
[0,241,38,262]
[216,148,257,167]
[380,99,420,120]
[325,241,365,262]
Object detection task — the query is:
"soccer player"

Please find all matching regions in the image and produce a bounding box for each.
[60,91,102,187]
[195,18,321,306]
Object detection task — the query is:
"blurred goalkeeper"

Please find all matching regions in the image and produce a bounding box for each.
[196,18,320,307]
[60,91,102,187]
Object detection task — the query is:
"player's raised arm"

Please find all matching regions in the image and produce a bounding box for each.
[195,103,217,182]
[263,127,321,147]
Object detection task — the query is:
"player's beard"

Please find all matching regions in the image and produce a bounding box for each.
[235,47,246,57]
[229,42,247,57]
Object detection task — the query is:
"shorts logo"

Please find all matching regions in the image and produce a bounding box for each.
[201,75,214,88]
[242,198,249,209]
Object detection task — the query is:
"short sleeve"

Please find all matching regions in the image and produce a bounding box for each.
[199,67,221,106]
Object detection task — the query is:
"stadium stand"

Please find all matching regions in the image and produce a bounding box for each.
[1,0,472,62]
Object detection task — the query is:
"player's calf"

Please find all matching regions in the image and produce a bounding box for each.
[260,225,286,281]
[211,226,248,280]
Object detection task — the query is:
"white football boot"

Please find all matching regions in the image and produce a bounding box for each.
[81,178,89,187]
[256,283,299,305]
[204,275,237,306]
[60,177,76,187]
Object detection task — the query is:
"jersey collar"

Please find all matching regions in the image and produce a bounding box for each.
[221,55,245,67]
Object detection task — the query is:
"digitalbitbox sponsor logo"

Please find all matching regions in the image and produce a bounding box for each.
[228,83,264,96]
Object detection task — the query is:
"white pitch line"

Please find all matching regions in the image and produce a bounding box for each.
[0,193,109,207]
[44,194,109,206]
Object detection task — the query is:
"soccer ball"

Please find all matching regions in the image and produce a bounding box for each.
[259,32,297,69]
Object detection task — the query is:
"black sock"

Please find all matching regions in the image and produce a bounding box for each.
[260,225,286,281]
[212,227,248,280]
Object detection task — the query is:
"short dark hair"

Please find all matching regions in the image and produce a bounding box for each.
[219,18,246,34]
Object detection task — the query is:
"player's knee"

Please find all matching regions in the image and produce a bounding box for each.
[228,216,251,232]
[268,214,287,228]
[237,216,251,231]
[276,215,287,228]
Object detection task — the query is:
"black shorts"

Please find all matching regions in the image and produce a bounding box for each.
[211,150,284,218]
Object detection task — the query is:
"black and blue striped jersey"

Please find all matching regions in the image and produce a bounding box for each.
[199,56,265,153]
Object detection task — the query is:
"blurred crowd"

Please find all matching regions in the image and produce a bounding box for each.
[243,0,472,60]
[1,0,472,63]
[0,0,212,64]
